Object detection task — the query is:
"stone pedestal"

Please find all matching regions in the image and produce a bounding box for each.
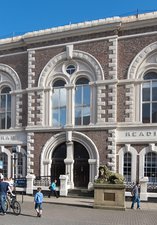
[94,183,126,210]
[59,175,68,196]
[26,173,35,195]
[140,177,149,201]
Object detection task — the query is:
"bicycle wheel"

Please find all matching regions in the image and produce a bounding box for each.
[4,200,9,212]
[12,200,21,215]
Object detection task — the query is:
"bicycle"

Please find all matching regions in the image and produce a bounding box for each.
[5,193,21,215]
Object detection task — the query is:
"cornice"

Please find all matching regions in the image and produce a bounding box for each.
[0,11,157,51]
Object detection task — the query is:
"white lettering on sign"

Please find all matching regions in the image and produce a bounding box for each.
[125,131,157,137]
[0,135,16,141]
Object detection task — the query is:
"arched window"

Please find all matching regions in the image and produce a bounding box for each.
[0,86,11,129]
[142,72,157,123]
[52,80,66,127]
[0,152,8,178]
[75,78,90,125]
[123,152,132,182]
[144,152,157,183]
[17,152,26,178]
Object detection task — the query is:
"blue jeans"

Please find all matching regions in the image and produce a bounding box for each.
[0,194,7,213]
[131,195,140,209]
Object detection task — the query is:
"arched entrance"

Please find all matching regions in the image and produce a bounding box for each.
[74,142,89,188]
[41,131,99,188]
[51,143,66,185]
[51,141,89,188]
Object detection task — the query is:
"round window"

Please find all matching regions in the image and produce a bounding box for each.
[66,65,76,75]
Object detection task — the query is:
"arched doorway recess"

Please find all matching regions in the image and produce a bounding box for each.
[51,141,89,188]
[51,143,66,185]
[40,131,99,189]
[74,142,89,187]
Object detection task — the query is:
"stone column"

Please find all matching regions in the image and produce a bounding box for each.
[88,159,97,189]
[64,132,74,189]
[26,173,35,195]
[140,177,148,201]
[65,84,74,127]
[59,175,68,196]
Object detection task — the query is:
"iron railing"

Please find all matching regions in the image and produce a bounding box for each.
[33,176,51,187]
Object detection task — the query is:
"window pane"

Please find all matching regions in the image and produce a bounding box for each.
[75,108,81,125]
[145,152,157,183]
[60,89,66,106]
[52,89,59,107]
[66,65,76,75]
[1,87,11,93]
[60,107,66,126]
[0,95,6,111]
[17,153,23,177]
[7,113,11,129]
[52,87,66,127]
[7,95,11,111]
[83,85,90,105]
[142,103,150,123]
[0,153,8,178]
[83,107,90,125]
[53,80,66,87]
[75,86,82,105]
[52,109,60,126]
[152,82,157,101]
[0,113,5,129]
[76,78,89,85]
[144,72,157,80]
[75,80,90,126]
[142,83,150,101]
[0,87,11,129]
[123,152,132,182]
[152,103,157,123]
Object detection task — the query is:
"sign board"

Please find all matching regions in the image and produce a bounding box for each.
[15,178,27,187]
[0,160,3,169]
[117,127,157,143]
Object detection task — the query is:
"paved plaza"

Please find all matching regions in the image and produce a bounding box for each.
[0,195,157,225]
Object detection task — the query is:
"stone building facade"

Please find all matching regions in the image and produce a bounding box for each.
[0,11,157,190]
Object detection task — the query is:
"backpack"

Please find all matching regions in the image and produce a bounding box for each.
[131,187,135,196]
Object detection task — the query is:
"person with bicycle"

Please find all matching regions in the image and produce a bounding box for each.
[0,177,12,215]
[34,187,43,217]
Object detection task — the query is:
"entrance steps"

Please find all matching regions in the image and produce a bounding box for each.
[67,188,94,198]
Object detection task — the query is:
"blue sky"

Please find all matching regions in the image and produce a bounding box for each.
[0,0,157,38]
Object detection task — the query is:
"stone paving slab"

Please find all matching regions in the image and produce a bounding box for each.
[1,197,157,225]
[17,194,157,210]
[0,195,157,225]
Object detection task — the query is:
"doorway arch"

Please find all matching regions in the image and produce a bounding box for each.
[74,142,89,187]
[51,143,66,185]
[40,131,99,188]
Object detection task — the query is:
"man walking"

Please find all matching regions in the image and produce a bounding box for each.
[0,178,12,215]
[131,181,140,209]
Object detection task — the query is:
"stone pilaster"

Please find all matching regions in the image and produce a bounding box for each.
[97,84,106,124]
[107,84,117,122]
[107,129,116,172]
[36,90,44,126]
[15,93,23,127]
[125,84,134,122]
[27,132,34,174]
[108,37,118,79]
[27,50,36,126]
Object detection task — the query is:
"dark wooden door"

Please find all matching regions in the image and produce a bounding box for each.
[74,142,89,188]
[51,143,66,185]
[74,159,89,187]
